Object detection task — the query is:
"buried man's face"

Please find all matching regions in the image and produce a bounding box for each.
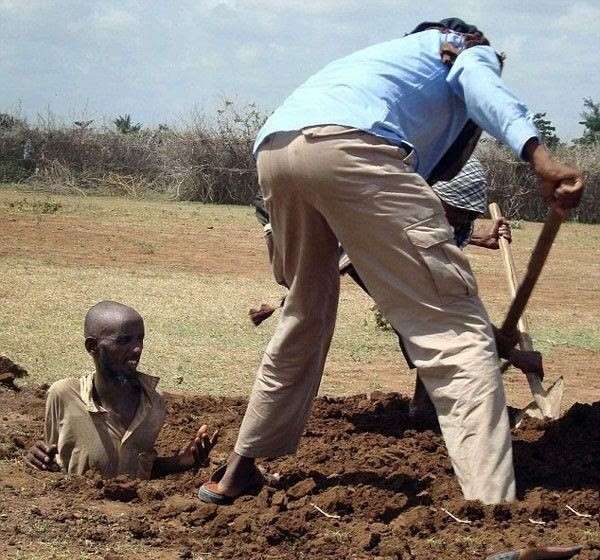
[96,315,145,385]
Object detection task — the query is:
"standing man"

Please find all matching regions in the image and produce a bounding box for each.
[199,18,583,505]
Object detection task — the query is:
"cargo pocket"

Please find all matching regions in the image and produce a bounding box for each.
[405,216,477,299]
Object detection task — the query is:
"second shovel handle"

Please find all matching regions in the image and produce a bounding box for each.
[489,203,522,304]
[489,203,531,338]
[489,203,563,335]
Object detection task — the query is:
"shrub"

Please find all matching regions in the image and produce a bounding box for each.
[0,105,597,222]
[0,101,265,204]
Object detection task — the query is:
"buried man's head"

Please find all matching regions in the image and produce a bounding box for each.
[84,300,144,386]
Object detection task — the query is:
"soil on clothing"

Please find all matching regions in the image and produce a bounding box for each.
[1,383,598,559]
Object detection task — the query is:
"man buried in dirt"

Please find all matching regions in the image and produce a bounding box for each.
[25,300,218,479]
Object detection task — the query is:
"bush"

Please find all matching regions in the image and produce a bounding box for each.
[0,105,598,222]
[0,159,33,182]
[0,102,265,204]
[166,101,265,203]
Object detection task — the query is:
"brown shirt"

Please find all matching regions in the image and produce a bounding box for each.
[44,372,166,479]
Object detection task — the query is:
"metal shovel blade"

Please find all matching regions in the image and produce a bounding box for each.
[486,544,583,560]
[512,376,564,428]
[517,331,564,422]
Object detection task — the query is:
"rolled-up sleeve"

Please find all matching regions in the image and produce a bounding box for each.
[446,46,539,158]
[44,384,62,447]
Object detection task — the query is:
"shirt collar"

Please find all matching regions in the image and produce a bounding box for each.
[79,371,160,413]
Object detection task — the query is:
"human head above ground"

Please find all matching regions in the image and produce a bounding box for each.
[432,156,488,227]
[408,17,504,69]
[84,300,145,385]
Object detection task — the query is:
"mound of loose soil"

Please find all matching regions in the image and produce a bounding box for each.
[0,385,598,559]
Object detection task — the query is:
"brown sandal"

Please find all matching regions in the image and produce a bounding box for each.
[198,464,280,505]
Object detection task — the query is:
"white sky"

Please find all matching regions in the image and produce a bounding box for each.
[1,0,597,141]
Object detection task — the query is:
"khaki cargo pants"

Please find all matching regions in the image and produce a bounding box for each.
[235,126,515,504]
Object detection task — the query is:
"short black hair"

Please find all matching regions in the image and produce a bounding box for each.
[408,17,483,36]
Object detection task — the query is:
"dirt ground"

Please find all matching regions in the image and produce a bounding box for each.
[0,384,598,559]
[1,199,599,558]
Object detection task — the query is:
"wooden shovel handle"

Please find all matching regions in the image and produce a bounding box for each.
[489,203,529,335]
[489,203,564,335]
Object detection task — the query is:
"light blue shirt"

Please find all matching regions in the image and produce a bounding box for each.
[253,29,539,179]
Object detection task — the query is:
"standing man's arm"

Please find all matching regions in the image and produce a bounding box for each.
[447,47,584,211]
[522,139,583,216]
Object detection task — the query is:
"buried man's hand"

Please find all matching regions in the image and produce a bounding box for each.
[178,425,219,470]
[25,441,60,472]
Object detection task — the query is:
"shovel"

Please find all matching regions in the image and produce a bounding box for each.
[489,203,564,424]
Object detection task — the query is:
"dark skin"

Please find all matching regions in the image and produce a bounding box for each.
[26,301,218,477]
[88,312,144,432]
[470,218,510,249]
[522,139,584,217]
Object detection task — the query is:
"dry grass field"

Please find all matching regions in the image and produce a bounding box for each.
[1,187,598,408]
